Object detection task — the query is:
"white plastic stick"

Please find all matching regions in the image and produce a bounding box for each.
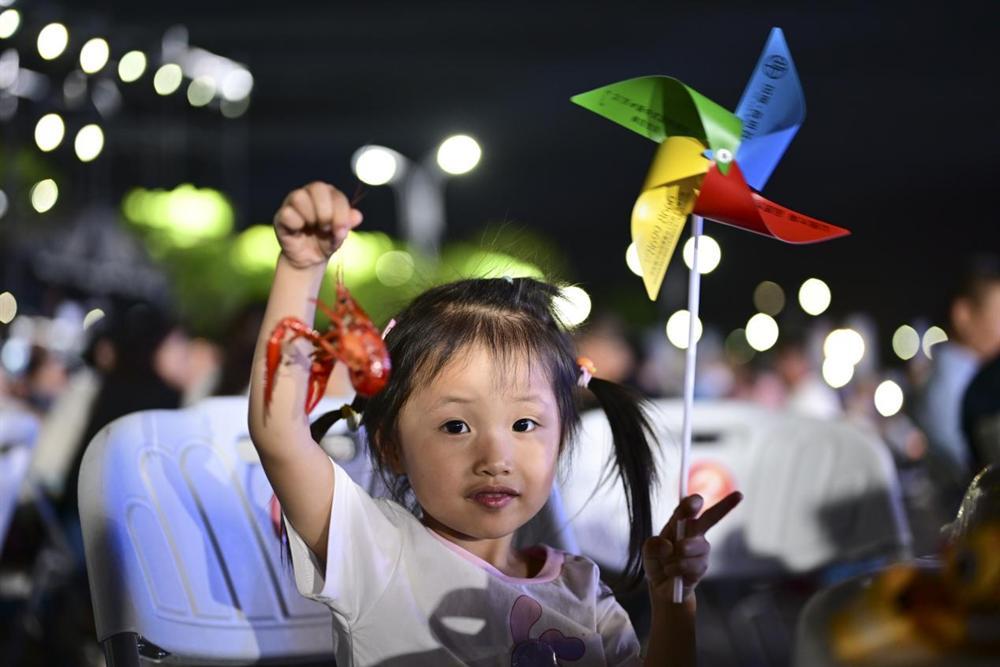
[673,214,703,604]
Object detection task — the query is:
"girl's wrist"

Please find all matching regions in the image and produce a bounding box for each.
[650,591,697,617]
[277,251,329,274]
[272,254,329,303]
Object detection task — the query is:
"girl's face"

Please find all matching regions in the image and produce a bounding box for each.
[395,344,561,546]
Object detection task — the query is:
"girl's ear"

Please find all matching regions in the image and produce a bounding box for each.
[388,449,405,475]
[376,432,406,475]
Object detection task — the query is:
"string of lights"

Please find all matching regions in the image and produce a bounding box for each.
[0,1,253,217]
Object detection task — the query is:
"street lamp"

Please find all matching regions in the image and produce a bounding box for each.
[351,134,481,256]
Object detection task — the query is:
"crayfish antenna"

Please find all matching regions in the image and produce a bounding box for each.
[313,299,339,322]
[350,181,368,207]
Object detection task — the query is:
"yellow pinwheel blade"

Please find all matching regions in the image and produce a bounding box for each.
[632,137,709,300]
[641,136,711,191]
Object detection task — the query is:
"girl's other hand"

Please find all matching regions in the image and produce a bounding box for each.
[643,491,743,606]
[273,182,363,270]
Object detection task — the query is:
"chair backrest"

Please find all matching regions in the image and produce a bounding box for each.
[558,399,912,579]
[78,395,356,664]
[0,405,39,556]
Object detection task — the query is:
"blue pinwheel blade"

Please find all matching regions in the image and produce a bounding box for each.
[734,27,806,191]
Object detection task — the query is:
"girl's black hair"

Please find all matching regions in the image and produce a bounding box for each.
[308,277,658,589]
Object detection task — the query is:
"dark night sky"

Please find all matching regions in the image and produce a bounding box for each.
[6,1,999,352]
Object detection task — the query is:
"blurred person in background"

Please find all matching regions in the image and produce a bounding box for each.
[0,365,41,452]
[636,324,685,398]
[961,353,1000,470]
[574,313,638,381]
[773,327,842,419]
[59,301,188,516]
[692,331,735,400]
[179,336,223,406]
[27,321,111,501]
[726,355,787,410]
[913,255,1000,506]
[211,302,267,397]
[7,346,70,417]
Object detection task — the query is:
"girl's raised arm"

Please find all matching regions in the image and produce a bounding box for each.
[248,182,362,568]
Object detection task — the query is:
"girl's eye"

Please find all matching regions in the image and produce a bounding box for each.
[512,418,539,433]
[441,420,470,435]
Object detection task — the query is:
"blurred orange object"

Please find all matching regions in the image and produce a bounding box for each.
[831,523,1000,662]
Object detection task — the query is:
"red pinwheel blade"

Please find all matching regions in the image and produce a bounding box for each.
[694,161,849,243]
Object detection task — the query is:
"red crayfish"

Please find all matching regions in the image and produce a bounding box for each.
[264,279,391,413]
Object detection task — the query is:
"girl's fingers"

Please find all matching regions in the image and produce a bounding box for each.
[332,224,351,249]
[692,491,743,536]
[678,536,710,559]
[654,556,708,583]
[349,208,364,228]
[289,188,317,224]
[643,535,674,561]
[642,537,672,582]
[661,494,704,538]
[327,184,354,234]
[306,181,335,226]
[678,558,709,582]
[648,536,709,565]
[646,534,712,589]
[281,182,362,229]
[650,495,731,597]
[275,205,305,233]
[274,182,363,261]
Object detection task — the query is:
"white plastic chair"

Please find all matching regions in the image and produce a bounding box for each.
[559,399,912,665]
[559,399,912,577]
[78,394,574,666]
[78,395,351,665]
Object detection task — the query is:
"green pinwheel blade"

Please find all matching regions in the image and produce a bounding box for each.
[571,75,743,173]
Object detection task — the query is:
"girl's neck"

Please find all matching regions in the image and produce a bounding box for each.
[421,516,541,579]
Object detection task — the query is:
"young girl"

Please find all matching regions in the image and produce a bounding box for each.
[248,182,742,666]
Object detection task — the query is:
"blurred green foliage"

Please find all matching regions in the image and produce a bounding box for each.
[120,189,576,338]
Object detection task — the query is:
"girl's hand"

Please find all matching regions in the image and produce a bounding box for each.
[643,491,743,606]
[273,182,363,270]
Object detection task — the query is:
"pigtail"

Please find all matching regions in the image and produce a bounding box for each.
[585,376,657,591]
[309,395,368,443]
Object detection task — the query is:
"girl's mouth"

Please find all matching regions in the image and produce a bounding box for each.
[470,489,519,509]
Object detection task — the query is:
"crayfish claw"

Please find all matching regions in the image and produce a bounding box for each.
[305,358,335,414]
[264,321,289,411]
[264,316,317,414]
[265,282,390,415]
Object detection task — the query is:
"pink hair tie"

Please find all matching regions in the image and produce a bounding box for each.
[381,318,397,339]
[577,356,596,388]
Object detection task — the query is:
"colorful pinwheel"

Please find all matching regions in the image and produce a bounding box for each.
[572,27,849,300]
[572,28,850,603]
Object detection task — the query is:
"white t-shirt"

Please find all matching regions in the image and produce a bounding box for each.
[285,458,641,666]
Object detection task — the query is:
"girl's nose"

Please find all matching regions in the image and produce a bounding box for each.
[475,432,513,476]
[477,458,512,477]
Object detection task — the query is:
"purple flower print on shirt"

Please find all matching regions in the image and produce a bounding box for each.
[509,595,585,666]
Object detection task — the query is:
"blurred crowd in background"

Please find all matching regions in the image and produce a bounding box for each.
[2,241,999,664]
